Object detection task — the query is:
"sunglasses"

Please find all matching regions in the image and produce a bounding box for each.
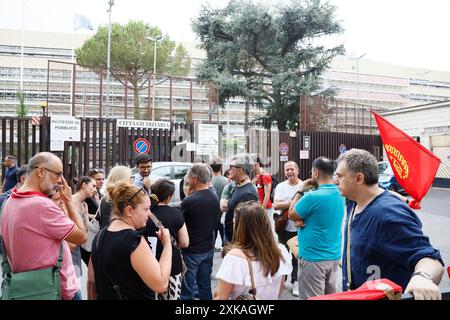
[127,188,146,204]
[88,168,105,175]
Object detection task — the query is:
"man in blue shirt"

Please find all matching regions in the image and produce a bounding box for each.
[336,148,444,300]
[2,155,18,193]
[289,157,345,300]
[131,154,152,193]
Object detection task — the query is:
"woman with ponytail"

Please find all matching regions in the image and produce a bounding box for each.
[88,181,172,300]
[146,179,189,300]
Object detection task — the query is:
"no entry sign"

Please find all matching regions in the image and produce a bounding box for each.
[279,143,289,156]
[133,138,150,154]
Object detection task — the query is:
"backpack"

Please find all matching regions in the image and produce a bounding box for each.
[258,174,279,203]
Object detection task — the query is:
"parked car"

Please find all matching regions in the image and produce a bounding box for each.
[378,161,407,195]
[132,161,193,207]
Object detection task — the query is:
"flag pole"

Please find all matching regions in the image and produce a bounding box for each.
[70,9,75,116]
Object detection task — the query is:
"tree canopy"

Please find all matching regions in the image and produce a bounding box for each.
[76,20,191,118]
[193,0,344,131]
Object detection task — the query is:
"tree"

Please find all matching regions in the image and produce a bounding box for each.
[193,0,344,131]
[16,91,28,118]
[76,20,191,119]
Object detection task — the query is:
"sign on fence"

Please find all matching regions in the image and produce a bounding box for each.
[197,124,219,155]
[133,138,150,154]
[117,119,170,130]
[50,115,81,151]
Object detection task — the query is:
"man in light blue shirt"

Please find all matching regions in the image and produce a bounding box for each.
[288,157,345,300]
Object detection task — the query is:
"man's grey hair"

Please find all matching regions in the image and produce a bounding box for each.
[337,148,379,185]
[27,152,59,175]
[227,153,255,176]
[187,163,213,184]
[5,155,15,161]
[284,161,299,171]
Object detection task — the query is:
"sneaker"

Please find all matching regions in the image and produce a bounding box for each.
[291,281,299,297]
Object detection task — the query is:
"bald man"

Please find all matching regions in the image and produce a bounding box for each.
[1,152,87,300]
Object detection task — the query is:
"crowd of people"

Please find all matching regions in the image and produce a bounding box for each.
[0,150,446,300]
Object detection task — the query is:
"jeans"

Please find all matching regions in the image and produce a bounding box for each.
[180,250,214,300]
[278,230,298,283]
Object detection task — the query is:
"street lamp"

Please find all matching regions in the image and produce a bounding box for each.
[417,70,431,103]
[106,0,114,119]
[147,35,162,121]
[351,53,366,133]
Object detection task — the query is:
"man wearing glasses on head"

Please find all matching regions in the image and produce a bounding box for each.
[132,154,153,194]
[224,154,258,242]
[1,152,88,300]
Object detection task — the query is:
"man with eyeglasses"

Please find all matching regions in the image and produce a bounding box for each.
[1,152,88,300]
[224,154,258,242]
[132,154,153,194]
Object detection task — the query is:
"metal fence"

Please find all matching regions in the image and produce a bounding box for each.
[247,127,383,182]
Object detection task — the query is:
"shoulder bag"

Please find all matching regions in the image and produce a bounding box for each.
[1,239,63,300]
[235,255,258,300]
[81,200,101,252]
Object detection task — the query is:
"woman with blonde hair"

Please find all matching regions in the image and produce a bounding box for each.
[214,201,292,300]
[88,181,172,300]
[98,166,132,228]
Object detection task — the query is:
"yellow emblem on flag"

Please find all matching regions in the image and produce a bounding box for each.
[384,144,409,179]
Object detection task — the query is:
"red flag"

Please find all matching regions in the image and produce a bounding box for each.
[308,279,403,300]
[373,112,441,205]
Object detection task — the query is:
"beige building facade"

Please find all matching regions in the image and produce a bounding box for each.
[2,28,450,135]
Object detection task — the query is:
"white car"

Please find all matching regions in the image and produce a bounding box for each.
[132,161,193,207]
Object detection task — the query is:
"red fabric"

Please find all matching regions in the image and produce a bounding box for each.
[257,174,272,209]
[308,279,403,300]
[373,112,441,205]
[447,266,450,279]
[408,199,421,209]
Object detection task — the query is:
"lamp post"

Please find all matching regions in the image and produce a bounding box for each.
[147,35,162,121]
[352,53,366,133]
[106,0,114,119]
[418,70,431,103]
[20,1,25,92]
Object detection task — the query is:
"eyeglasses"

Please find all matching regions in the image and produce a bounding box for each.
[127,188,146,204]
[41,166,63,178]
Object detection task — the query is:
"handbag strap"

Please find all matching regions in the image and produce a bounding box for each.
[148,211,178,247]
[346,205,356,290]
[87,201,101,227]
[244,254,257,297]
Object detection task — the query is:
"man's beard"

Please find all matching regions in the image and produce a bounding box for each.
[44,184,61,196]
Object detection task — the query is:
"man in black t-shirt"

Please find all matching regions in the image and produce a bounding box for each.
[224,154,258,242]
[180,163,220,300]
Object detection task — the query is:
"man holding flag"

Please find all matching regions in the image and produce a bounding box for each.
[335,148,444,299]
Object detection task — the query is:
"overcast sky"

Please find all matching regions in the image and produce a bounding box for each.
[1,0,449,72]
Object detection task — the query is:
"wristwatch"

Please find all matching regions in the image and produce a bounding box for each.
[412,271,433,281]
[296,191,304,197]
